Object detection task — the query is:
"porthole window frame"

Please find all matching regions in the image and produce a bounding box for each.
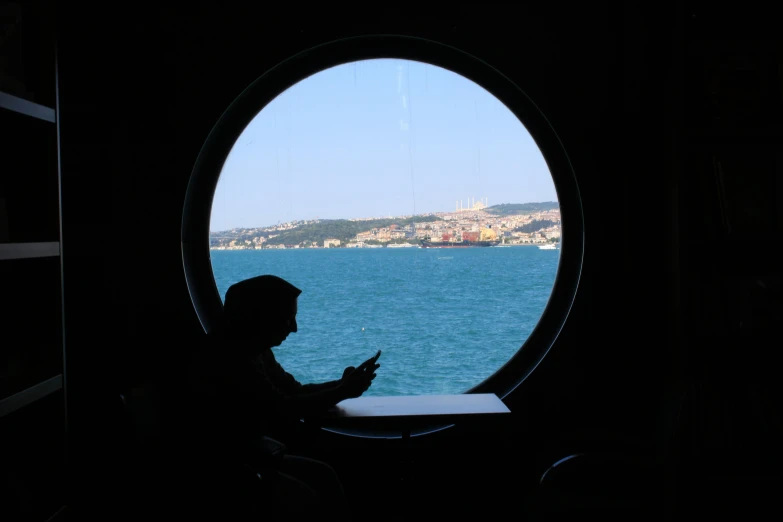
[182,34,584,438]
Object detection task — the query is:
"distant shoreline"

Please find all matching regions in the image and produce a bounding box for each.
[209,242,556,251]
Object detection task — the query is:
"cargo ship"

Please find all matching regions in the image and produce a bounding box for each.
[420,227,501,248]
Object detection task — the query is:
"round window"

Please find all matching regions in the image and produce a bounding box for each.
[182,35,583,420]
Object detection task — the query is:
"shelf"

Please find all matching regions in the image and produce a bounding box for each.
[0,90,56,123]
[0,256,63,401]
[0,374,62,418]
[0,106,60,242]
[0,4,63,521]
[0,241,59,260]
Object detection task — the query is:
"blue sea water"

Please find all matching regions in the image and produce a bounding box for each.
[210,246,559,396]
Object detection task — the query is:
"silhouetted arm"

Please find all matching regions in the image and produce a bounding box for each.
[261,350,342,396]
[298,381,343,393]
[245,351,375,417]
[247,354,348,417]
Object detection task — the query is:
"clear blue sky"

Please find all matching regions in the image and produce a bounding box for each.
[210,59,557,231]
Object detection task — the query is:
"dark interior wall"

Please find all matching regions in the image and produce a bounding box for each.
[55,3,781,518]
[56,0,665,468]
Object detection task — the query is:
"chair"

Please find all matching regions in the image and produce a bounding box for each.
[526,389,688,521]
[117,375,275,520]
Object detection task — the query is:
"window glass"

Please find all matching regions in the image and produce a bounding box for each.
[210,59,560,395]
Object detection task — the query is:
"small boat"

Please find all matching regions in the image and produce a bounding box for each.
[538,243,558,250]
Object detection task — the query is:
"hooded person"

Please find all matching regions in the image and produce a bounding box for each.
[183,275,380,520]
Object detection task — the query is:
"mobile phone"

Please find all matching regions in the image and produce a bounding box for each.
[360,350,381,370]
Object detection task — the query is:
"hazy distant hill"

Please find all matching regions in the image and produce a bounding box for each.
[211,215,444,247]
[484,202,560,216]
[264,215,441,246]
[513,219,558,234]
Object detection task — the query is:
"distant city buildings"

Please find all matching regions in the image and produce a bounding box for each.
[209,205,561,250]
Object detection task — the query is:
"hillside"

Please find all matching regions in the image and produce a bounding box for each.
[265,215,441,245]
[484,202,559,216]
[210,215,443,247]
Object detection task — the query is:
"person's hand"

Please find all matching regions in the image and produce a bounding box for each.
[340,357,379,399]
[342,352,380,382]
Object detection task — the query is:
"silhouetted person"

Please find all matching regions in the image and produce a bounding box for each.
[185,274,380,520]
